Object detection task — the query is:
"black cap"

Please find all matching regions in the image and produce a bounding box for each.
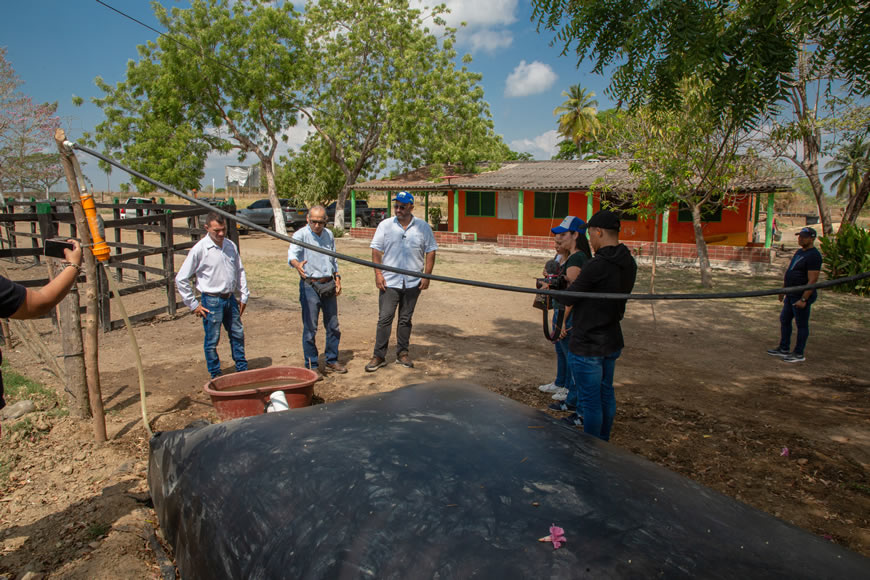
[587,209,621,231]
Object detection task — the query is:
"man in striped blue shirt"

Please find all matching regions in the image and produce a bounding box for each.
[289,205,346,375]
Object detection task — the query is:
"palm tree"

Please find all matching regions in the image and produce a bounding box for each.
[553,85,601,148]
[824,136,870,200]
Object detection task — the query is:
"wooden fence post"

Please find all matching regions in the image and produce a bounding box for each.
[162,211,177,317]
[30,198,40,265]
[113,198,123,282]
[136,204,146,284]
[5,203,17,264]
[97,264,112,333]
[55,129,107,443]
[36,203,60,330]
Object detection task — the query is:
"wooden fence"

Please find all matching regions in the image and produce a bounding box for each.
[0,197,238,331]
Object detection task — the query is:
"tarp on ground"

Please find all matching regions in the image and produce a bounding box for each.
[148,381,870,579]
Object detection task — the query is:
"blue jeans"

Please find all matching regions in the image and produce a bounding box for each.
[299,279,341,369]
[779,294,815,356]
[568,349,621,441]
[553,310,578,408]
[201,293,247,378]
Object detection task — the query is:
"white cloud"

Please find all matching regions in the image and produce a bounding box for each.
[465,29,513,53]
[437,0,518,28]
[415,0,517,55]
[505,61,558,97]
[509,130,561,160]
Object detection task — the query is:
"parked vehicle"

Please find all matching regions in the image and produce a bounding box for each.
[236,198,307,234]
[325,200,387,228]
[119,196,155,219]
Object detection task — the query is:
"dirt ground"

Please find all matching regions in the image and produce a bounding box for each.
[1,231,868,578]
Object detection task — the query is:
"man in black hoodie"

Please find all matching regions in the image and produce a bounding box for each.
[558,210,637,441]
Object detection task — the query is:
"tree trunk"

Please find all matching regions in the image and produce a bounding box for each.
[803,142,834,236]
[57,284,89,417]
[840,171,869,232]
[334,172,363,229]
[55,129,107,443]
[262,158,287,236]
[691,204,713,288]
[46,259,89,418]
[650,213,659,294]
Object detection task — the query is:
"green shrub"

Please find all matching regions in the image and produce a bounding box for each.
[328,225,345,238]
[819,223,870,296]
[428,206,442,229]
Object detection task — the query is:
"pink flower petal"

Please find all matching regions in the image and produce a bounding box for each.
[548,524,566,549]
[780,447,789,457]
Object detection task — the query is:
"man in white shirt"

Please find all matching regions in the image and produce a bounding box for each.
[175,212,250,378]
[289,205,346,375]
[365,191,437,371]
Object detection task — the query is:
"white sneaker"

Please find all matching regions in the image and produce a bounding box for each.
[538,381,560,393]
[551,388,568,401]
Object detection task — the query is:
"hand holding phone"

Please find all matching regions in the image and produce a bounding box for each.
[44,239,75,259]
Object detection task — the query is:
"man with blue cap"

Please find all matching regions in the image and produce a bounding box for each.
[365,191,438,371]
[767,226,823,363]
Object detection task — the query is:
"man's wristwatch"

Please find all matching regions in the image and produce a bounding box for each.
[334,274,341,280]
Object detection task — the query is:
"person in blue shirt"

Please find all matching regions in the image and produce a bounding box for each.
[767,227,823,363]
[289,205,346,375]
[365,191,438,371]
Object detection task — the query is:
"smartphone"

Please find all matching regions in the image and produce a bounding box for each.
[44,239,75,259]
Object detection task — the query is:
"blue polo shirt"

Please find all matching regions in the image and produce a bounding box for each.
[370,216,437,288]
[289,225,338,278]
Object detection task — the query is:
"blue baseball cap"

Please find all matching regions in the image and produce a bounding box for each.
[393,191,414,205]
[796,227,817,238]
[551,216,587,234]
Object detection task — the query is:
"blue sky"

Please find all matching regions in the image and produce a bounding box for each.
[2,0,614,192]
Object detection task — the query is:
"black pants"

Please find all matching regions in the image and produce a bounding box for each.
[374,286,421,359]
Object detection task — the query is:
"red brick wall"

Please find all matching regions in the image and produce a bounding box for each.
[350,229,771,264]
[497,235,771,264]
[497,234,557,252]
[348,228,475,245]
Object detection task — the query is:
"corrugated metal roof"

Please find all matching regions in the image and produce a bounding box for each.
[353,159,791,193]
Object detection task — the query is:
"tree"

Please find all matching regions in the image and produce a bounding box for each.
[552,107,624,160]
[85,0,306,235]
[755,46,847,235]
[273,135,346,208]
[532,0,870,127]
[0,49,58,195]
[553,85,600,149]
[600,80,756,288]
[825,136,870,201]
[18,152,65,194]
[299,0,508,228]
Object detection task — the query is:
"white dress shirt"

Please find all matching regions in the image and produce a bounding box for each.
[175,235,250,311]
[370,216,437,288]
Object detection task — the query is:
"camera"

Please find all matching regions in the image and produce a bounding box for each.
[536,274,565,290]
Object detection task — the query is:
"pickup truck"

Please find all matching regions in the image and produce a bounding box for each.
[325,200,387,228]
[237,198,308,234]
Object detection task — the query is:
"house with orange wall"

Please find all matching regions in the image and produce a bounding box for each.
[353,160,791,246]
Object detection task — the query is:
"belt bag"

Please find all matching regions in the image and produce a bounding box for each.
[306,277,336,298]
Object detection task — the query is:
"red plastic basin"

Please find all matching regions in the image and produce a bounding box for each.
[204,366,318,421]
